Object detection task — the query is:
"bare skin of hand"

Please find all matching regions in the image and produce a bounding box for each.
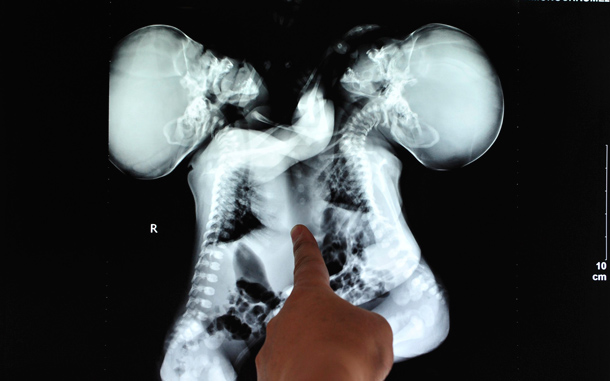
[255,225,394,381]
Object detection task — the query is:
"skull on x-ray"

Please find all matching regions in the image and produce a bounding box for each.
[340,24,503,170]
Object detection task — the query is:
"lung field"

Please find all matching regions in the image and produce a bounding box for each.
[217,170,264,243]
[320,155,370,213]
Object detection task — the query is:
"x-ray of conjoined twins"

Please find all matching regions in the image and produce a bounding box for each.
[109,22,504,380]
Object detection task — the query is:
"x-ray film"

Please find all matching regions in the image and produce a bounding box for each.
[103,1,608,380]
[4,1,609,380]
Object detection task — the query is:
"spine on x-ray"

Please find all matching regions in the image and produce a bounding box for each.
[186,130,238,322]
[337,103,382,219]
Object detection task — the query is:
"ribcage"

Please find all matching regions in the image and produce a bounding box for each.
[319,155,370,213]
[206,169,265,245]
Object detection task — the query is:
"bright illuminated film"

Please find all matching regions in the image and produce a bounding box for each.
[109,23,504,381]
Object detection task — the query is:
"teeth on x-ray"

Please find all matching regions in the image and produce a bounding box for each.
[109,22,504,381]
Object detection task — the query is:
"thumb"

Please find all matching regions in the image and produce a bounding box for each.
[290,225,330,289]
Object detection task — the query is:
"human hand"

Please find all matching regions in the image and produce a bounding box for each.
[255,225,394,381]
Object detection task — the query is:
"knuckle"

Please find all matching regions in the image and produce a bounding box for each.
[293,239,319,257]
[293,253,317,272]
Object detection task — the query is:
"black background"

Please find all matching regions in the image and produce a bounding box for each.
[3,1,608,380]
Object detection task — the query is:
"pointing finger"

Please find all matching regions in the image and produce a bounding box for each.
[290,225,330,289]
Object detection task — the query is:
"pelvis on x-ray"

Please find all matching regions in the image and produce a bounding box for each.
[109,23,503,380]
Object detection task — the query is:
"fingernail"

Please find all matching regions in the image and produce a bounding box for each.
[290,225,302,242]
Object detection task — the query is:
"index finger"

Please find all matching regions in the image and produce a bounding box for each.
[290,225,330,289]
